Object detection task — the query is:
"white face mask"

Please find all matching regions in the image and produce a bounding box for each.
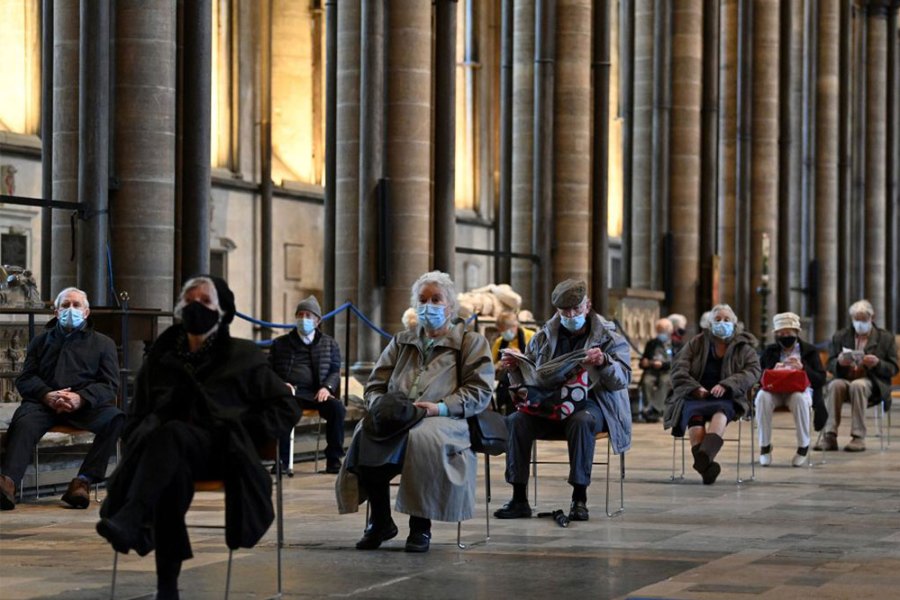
[852,319,872,335]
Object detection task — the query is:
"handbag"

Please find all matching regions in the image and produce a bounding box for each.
[458,331,508,455]
[760,368,810,394]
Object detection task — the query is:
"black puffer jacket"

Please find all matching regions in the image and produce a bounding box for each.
[268,329,342,398]
[16,318,119,409]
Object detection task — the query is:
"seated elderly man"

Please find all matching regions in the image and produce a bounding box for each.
[491,310,535,415]
[269,295,345,475]
[494,279,632,521]
[814,299,899,452]
[0,287,122,510]
[638,318,674,423]
[755,312,827,467]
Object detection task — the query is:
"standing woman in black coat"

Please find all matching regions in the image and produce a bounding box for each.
[97,276,300,600]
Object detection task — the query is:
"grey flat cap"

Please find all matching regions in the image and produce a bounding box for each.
[551,279,587,309]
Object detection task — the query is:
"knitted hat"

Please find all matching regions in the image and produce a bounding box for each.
[295,295,322,318]
[772,312,801,332]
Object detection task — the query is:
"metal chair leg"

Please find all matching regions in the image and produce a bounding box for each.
[110,551,118,599]
[531,443,538,509]
[314,416,322,473]
[605,440,624,517]
[670,435,685,481]
[225,548,233,600]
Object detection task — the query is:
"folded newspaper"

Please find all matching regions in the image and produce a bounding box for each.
[840,347,865,366]
[501,347,589,389]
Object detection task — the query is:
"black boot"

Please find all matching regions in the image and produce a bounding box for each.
[698,433,724,485]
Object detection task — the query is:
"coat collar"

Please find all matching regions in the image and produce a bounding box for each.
[396,319,467,354]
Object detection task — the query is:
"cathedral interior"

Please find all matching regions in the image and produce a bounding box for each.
[1,1,899,599]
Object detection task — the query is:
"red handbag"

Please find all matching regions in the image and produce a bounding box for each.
[760,368,810,394]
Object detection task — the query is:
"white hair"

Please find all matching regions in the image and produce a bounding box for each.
[698,311,712,330]
[848,299,874,318]
[173,276,223,319]
[667,313,687,330]
[401,307,418,329]
[410,271,459,315]
[709,303,745,334]
[54,287,89,309]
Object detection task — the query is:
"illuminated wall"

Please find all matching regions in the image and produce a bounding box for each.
[607,1,623,239]
[454,0,476,211]
[0,0,40,136]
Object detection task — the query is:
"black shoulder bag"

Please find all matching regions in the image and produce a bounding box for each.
[459,331,508,456]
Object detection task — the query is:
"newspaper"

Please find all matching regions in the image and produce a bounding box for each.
[501,347,589,389]
[839,347,865,366]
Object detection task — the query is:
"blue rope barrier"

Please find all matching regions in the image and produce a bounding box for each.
[349,305,394,340]
[238,301,394,341]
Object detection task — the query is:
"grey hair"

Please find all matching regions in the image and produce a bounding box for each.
[848,299,874,318]
[173,276,223,318]
[667,313,687,330]
[410,270,459,315]
[709,303,745,333]
[698,311,712,330]
[54,287,89,309]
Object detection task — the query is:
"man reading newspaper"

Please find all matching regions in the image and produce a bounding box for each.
[494,279,632,522]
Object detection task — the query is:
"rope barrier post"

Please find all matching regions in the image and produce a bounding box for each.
[344,300,351,407]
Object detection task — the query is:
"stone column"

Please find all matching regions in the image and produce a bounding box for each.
[335,0,360,363]
[815,0,839,338]
[110,0,176,312]
[864,1,888,319]
[51,1,78,293]
[552,0,591,282]
[748,0,779,336]
[511,0,535,310]
[384,1,432,334]
[630,0,654,288]
[357,0,384,365]
[717,0,738,306]
[667,0,702,325]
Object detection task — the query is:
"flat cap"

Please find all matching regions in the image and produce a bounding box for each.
[551,279,587,310]
[295,295,322,318]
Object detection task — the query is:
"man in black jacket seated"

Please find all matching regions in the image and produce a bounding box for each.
[96,276,300,600]
[0,287,122,510]
[269,295,345,474]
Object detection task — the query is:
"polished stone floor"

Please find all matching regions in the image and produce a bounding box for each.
[1,407,898,599]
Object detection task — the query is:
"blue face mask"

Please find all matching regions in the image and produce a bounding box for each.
[560,314,586,332]
[711,321,734,339]
[297,317,316,336]
[657,333,670,343]
[417,303,448,331]
[501,329,516,342]
[58,307,86,330]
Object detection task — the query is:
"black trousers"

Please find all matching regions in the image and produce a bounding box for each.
[277,396,346,467]
[356,464,431,533]
[504,402,606,488]
[1,401,124,484]
[114,421,224,563]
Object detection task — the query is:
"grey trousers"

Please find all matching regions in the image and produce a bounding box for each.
[824,378,872,439]
[504,402,606,488]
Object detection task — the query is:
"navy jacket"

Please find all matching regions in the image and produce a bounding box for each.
[269,329,342,399]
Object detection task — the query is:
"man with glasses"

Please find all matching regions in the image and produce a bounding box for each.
[493,279,632,522]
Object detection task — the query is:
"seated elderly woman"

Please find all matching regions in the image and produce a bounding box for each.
[663,304,760,485]
[336,271,493,553]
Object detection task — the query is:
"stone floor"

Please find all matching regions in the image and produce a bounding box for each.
[1,408,898,599]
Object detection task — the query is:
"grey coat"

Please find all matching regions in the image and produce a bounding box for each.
[336,321,493,522]
[527,312,633,454]
[663,330,762,435]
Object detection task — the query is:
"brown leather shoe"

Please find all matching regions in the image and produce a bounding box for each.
[844,436,866,452]
[61,477,91,509]
[0,474,16,510]
[813,432,838,452]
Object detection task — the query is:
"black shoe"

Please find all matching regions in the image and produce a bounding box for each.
[355,519,399,550]
[96,517,154,556]
[405,531,431,553]
[701,461,721,485]
[493,499,533,519]
[568,500,589,521]
[0,475,16,511]
[325,460,342,474]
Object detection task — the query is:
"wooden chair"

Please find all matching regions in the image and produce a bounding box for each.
[530,431,625,518]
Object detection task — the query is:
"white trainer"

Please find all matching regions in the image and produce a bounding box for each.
[792,453,808,467]
[759,452,772,466]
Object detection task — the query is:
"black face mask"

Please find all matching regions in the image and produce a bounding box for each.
[676,328,686,337]
[181,302,220,335]
[777,336,797,349]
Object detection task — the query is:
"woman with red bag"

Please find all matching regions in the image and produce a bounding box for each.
[755,312,827,467]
